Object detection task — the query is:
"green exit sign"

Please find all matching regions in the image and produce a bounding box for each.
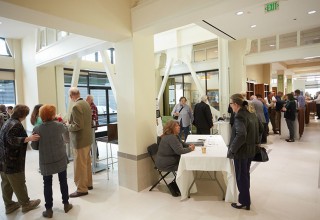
[265,1,279,13]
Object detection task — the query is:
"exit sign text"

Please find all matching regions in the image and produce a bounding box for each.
[265,1,279,13]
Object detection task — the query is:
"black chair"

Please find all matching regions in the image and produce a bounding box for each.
[147,143,177,194]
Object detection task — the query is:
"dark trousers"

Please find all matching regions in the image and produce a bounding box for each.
[234,158,252,206]
[261,123,268,143]
[43,170,69,210]
[316,104,320,118]
[285,119,295,140]
[179,126,190,141]
[196,128,210,134]
[268,108,277,132]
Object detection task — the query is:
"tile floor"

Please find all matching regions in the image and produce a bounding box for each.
[1,119,320,220]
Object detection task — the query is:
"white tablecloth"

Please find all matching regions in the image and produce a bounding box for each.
[213,121,231,145]
[176,135,237,202]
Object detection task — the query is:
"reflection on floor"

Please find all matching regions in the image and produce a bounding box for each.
[1,119,320,220]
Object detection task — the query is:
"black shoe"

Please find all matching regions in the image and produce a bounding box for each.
[286,139,295,142]
[88,186,93,190]
[231,203,250,210]
[168,181,180,197]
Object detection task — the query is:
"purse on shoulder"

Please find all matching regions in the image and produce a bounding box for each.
[252,146,269,162]
[173,106,184,120]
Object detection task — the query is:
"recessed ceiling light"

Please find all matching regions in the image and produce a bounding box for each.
[0,21,2,25]
[303,56,320,59]
[308,10,316,14]
[251,24,256,28]
[269,44,275,47]
[236,11,244,15]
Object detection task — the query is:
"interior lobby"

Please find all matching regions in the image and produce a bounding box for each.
[0,0,320,219]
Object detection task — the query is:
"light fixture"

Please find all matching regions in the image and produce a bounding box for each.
[303,56,320,59]
[308,10,316,14]
[269,44,275,47]
[0,21,2,25]
[236,11,244,15]
[251,24,256,28]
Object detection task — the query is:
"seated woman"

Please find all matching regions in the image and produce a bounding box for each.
[155,120,195,197]
[31,104,72,218]
[156,120,195,172]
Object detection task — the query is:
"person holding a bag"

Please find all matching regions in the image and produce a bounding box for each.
[171,97,193,141]
[227,94,263,211]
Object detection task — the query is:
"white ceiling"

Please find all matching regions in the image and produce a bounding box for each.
[0,0,320,79]
[0,16,39,39]
[200,0,320,40]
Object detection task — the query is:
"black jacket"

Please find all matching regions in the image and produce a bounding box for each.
[284,100,296,121]
[193,101,213,130]
[227,108,263,159]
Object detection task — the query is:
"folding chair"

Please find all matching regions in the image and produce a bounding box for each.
[147,143,176,192]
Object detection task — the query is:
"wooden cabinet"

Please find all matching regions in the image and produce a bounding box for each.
[246,82,255,100]
[254,84,269,98]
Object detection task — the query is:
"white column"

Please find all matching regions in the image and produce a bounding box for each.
[218,37,229,115]
[115,31,156,191]
[100,50,117,103]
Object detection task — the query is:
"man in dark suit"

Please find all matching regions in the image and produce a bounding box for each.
[193,95,213,134]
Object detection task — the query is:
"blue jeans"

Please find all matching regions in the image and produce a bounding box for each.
[179,126,190,141]
[43,170,69,209]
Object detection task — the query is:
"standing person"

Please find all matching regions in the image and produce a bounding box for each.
[295,89,306,138]
[283,93,297,142]
[30,104,43,127]
[86,95,99,159]
[0,105,41,214]
[227,94,262,211]
[6,106,13,118]
[193,95,213,134]
[0,104,9,129]
[264,92,278,134]
[257,94,270,144]
[250,95,266,144]
[171,97,193,141]
[314,91,320,119]
[228,104,235,127]
[275,91,284,134]
[68,87,93,197]
[31,105,73,218]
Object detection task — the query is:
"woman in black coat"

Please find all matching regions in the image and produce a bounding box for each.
[227,94,263,210]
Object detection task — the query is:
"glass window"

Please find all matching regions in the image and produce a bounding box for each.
[108,90,117,114]
[64,72,117,126]
[78,75,88,86]
[0,80,15,105]
[89,74,110,86]
[0,38,11,56]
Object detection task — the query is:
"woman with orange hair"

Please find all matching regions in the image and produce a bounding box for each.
[31,104,72,218]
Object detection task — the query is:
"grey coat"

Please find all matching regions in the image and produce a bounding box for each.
[31,121,68,176]
[68,98,93,149]
[155,135,192,171]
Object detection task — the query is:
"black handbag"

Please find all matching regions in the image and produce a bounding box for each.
[253,146,269,162]
[173,106,184,120]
